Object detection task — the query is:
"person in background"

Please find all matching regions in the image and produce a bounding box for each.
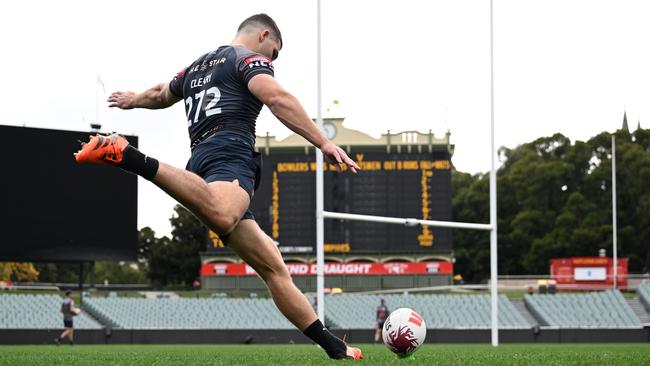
[55,289,79,345]
[374,298,390,343]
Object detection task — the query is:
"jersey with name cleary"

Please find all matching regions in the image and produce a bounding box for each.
[169,45,274,148]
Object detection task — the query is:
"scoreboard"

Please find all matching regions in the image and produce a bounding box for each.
[224,146,453,254]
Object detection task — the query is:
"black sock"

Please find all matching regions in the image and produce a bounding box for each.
[302,319,347,359]
[118,145,159,181]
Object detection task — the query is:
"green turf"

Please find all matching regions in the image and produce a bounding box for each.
[1,344,650,366]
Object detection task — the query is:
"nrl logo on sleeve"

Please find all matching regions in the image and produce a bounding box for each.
[245,56,272,68]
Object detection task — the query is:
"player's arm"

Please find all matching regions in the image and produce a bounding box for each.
[70,300,80,314]
[107,83,181,110]
[248,74,360,173]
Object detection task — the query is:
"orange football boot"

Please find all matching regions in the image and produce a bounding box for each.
[342,335,363,360]
[345,346,363,360]
[75,133,129,165]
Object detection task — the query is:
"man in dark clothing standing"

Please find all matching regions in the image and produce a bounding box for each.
[55,290,79,345]
[374,298,390,343]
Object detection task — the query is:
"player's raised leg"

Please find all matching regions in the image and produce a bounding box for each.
[153,162,250,236]
[226,219,362,360]
[75,134,247,236]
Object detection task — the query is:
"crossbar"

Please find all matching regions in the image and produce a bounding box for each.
[323,211,493,231]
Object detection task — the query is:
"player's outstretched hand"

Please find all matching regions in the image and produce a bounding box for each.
[107,91,136,109]
[320,142,361,173]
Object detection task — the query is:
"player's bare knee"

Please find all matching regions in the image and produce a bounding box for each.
[209,214,239,236]
[199,203,239,235]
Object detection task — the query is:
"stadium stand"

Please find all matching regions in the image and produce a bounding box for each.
[84,293,530,330]
[638,282,650,312]
[524,290,642,328]
[324,293,531,329]
[6,291,643,331]
[83,297,294,329]
[0,294,101,329]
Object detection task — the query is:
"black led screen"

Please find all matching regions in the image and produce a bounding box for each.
[0,125,138,261]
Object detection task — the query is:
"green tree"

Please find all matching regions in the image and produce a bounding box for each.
[33,262,80,283]
[168,205,206,285]
[523,192,610,274]
[451,171,490,282]
[143,205,207,287]
[145,235,175,286]
[94,261,148,285]
[138,226,157,263]
[452,128,650,280]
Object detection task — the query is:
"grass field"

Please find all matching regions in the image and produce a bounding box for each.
[1,344,649,366]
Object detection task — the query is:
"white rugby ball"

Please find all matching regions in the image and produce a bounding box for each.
[382,308,426,357]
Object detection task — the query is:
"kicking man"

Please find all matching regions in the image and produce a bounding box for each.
[75,14,361,360]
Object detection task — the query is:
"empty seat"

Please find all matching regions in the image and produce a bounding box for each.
[324,293,530,329]
[638,282,650,311]
[83,297,294,329]
[524,290,642,328]
[0,294,101,329]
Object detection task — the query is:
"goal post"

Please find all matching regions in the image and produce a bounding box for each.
[314,0,499,347]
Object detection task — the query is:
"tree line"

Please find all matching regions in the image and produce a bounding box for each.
[453,128,650,282]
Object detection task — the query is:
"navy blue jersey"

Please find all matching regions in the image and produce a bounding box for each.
[169,45,274,148]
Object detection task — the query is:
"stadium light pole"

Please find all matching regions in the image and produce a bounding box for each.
[611,134,618,289]
[489,0,499,347]
[315,0,326,323]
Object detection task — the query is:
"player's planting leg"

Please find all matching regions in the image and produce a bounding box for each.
[227,220,362,360]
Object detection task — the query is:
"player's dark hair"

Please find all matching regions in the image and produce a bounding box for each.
[65,290,72,296]
[238,14,283,48]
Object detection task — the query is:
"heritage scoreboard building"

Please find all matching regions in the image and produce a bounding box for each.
[201,117,455,291]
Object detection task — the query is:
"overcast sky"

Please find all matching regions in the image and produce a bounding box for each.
[1,0,648,237]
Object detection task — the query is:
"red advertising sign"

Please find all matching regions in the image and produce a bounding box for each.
[550,257,628,289]
[201,261,452,277]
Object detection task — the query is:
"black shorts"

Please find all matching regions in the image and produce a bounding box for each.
[63,319,73,328]
[186,131,261,221]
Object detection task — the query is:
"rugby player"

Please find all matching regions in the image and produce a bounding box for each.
[55,290,78,345]
[374,298,390,343]
[75,14,362,360]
